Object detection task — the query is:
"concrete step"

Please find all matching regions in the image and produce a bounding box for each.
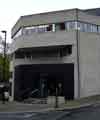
[23,98,47,104]
[47,96,65,105]
[23,96,65,105]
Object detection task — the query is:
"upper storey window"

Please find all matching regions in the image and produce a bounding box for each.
[65,21,76,30]
[23,24,53,35]
[85,24,92,32]
[79,22,86,32]
[37,25,47,33]
[98,26,100,33]
[12,21,100,39]
[23,26,37,35]
[92,25,98,32]
[76,22,98,33]
[37,24,52,33]
[55,23,65,31]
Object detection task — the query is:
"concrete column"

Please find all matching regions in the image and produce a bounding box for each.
[9,54,15,101]
[73,45,79,99]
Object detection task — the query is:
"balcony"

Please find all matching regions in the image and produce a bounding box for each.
[10,30,76,53]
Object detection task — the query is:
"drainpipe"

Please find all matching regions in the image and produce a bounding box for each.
[76,9,80,98]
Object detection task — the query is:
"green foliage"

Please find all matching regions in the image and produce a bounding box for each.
[0,55,10,82]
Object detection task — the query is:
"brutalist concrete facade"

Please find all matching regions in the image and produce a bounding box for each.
[9,8,100,101]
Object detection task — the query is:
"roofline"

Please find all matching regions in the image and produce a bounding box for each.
[11,8,82,37]
[84,7,100,11]
[21,8,80,18]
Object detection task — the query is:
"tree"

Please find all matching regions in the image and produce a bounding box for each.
[0,32,10,82]
[0,54,10,82]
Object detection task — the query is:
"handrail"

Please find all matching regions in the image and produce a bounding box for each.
[29,89,39,96]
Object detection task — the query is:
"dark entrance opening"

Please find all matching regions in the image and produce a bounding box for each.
[39,73,64,97]
[14,64,74,101]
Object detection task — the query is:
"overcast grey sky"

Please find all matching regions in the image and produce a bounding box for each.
[0,0,100,42]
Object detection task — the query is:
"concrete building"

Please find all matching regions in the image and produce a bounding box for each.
[9,8,100,101]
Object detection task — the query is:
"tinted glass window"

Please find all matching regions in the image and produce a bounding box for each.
[98,26,100,33]
[92,25,97,32]
[86,24,92,32]
[56,23,65,31]
[65,21,75,30]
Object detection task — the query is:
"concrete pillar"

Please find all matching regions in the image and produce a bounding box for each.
[9,54,15,101]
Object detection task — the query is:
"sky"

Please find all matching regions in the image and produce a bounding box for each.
[0,0,100,43]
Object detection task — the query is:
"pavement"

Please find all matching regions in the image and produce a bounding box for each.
[57,95,100,111]
[0,95,100,119]
[0,95,100,113]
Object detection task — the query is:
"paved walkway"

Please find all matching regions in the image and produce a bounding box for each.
[0,102,54,112]
[0,95,100,112]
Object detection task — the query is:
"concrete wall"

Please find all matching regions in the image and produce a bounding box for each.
[13,49,75,65]
[79,32,100,97]
[12,9,76,37]
[10,31,76,53]
[78,10,100,25]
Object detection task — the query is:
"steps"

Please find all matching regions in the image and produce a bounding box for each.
[47,96,65,104]
[23,98,47,104]
[23,96,65,105]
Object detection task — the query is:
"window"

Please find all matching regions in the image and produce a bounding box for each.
[69,21,75,29]
[15,51,25,58]
[37,25,47,33]
[79,22,85,32]
[55,23,65,31]
[37,24,53,33]
[76,22,97,33]
[75,21,80,30]
[65,21,98,33]
[23,26,37,35]
[67,45,72,55]
[65,22,69,30]
[60,45,72,57]
[23,24,53,34]
[88,24,92,32]
[65,21,76,30]
[46,25,53,32]
[92,25,97,32]
[25,52,32,59]
[23,29,29,35]
[98,26,100,33]
[13,21,100,37]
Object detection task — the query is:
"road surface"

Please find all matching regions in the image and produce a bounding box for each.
[0,104,100,119]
